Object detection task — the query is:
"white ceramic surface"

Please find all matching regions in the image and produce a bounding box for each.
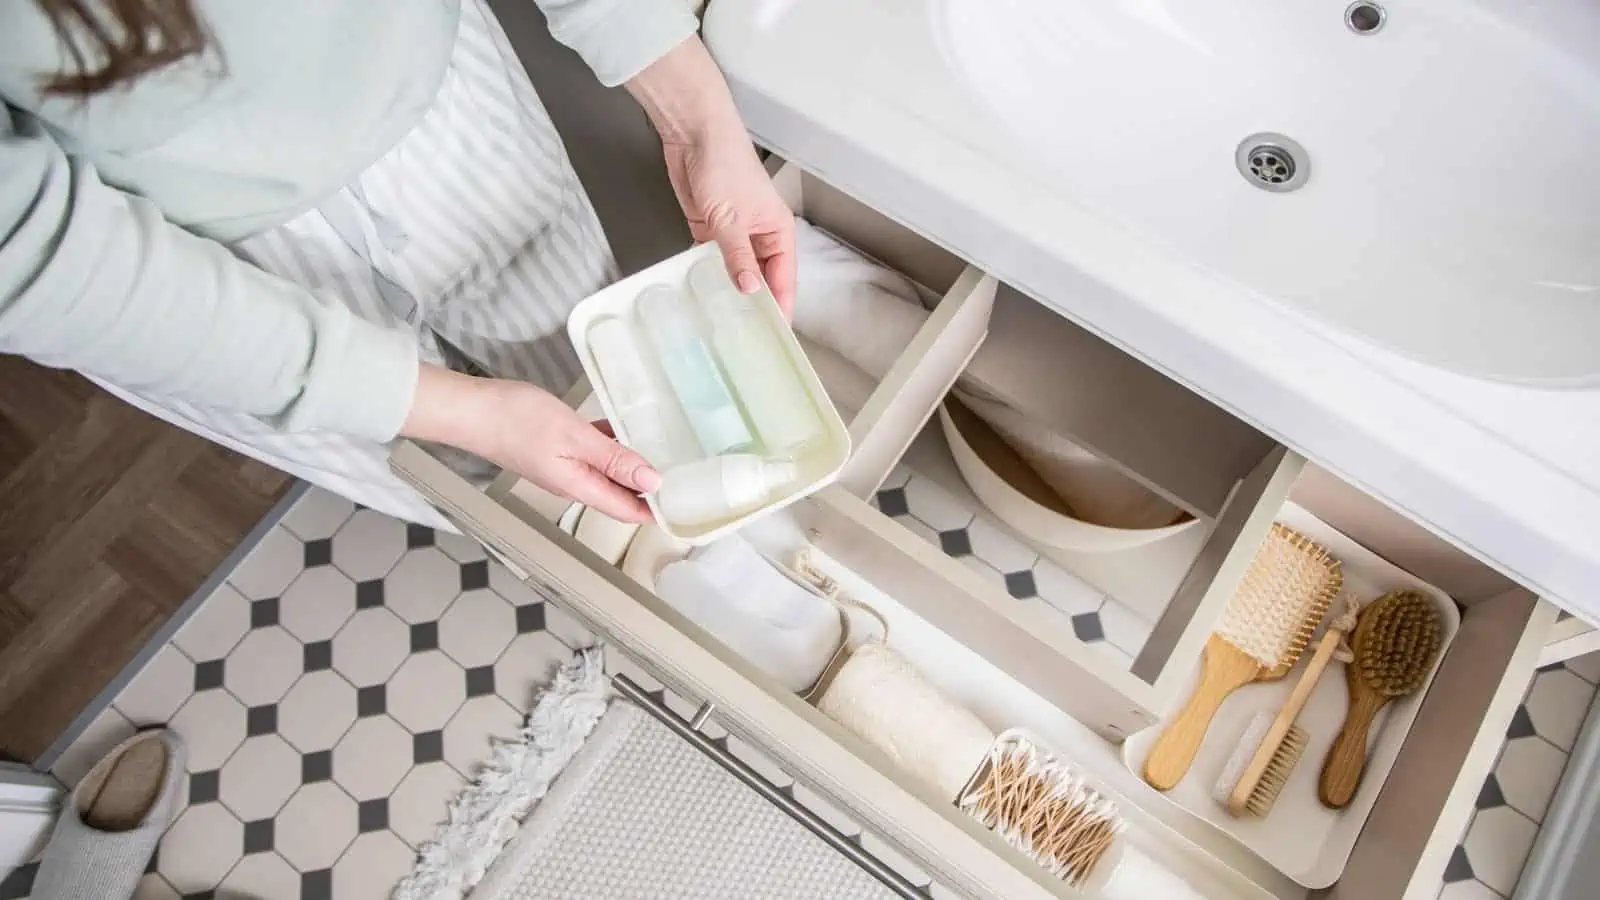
[1120,504,1462,887]
[704,0,1600,624]
[938,406,1199,553]
[932,0,1600,386]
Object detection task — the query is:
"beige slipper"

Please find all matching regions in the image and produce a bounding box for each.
[32,730,185,900]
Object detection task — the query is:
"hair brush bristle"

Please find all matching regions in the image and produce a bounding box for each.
[1217,523,1343,669]
[1215,712,1312,817]
[1244,723,1308,816]
[1352,590,1443,696]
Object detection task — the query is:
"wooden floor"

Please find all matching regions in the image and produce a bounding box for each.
[0,356,291,763]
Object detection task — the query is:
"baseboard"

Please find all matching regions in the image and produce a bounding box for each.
[1515,688,1600,900]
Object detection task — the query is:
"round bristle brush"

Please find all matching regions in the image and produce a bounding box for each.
[1214,595,1361,817]
[1318,589,1444,809]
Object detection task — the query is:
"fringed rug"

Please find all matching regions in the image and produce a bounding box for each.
[396,648,897,900]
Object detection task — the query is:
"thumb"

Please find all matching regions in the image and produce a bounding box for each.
[571,422,662,493]
[710,216,764,296]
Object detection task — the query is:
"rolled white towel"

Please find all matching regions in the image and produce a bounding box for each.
[792,219,928,381]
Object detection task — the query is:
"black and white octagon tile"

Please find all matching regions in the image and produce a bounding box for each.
[870,464,1153,668]
[1438,654,1600,899]
[21,489,578,899]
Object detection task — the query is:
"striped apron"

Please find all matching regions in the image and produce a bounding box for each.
[93,0,619,528]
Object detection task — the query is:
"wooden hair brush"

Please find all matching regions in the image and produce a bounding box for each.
[1319,589,1443,809]
[1143,523,1342,791]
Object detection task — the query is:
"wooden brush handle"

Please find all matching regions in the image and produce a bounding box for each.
[1319,684,1390,808]
[1144,638,1262,791]
[1227,629,1342,815]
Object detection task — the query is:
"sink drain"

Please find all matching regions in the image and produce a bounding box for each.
[1346,2,1386,34]
[1236,134,1310,193]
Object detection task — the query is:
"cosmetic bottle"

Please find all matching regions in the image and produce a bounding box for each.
[688,256,824,456]
[655,454,798,527]
[586,316,698,469]
[635,285,755,456]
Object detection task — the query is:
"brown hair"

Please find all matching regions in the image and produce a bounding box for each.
[37,0,210,96]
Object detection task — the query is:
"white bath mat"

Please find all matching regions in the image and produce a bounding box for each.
[467,702,898,900]
[396,647,612,900]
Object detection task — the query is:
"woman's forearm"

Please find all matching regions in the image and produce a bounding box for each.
[625,35,743,145]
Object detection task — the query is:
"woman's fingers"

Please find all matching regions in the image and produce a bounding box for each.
[564,464,654,524]
[709,208,765,296]
[752,225,797,319]
[570,421,660,493]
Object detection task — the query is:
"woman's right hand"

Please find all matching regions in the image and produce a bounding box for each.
[401,364,660,524]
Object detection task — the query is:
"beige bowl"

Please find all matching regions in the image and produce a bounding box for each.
[937,401,1199,553]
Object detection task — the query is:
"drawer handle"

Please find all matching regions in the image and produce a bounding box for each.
[612,674,930,899]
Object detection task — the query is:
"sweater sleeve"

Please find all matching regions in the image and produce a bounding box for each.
[0,109,419,442]
[534,0,700,86]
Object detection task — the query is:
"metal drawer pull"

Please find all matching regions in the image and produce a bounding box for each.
[612,675,929,899]
[689,701,715,732]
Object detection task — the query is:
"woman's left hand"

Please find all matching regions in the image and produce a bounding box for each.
[661,118,796,318]
[627,37,797,318]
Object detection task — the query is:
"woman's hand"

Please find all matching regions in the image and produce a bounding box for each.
[402,365,659,523]
[626,37,797,317]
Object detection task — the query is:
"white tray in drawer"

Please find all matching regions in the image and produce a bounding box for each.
[1121,503,1461,887]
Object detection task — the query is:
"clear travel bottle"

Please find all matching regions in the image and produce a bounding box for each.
[585,315,696,469]
[687,255,824,456]
[634,284,755,456]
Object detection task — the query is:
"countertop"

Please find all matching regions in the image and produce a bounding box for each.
[703,0,1600,619]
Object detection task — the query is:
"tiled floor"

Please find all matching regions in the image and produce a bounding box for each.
[1438,652,1600,899]
[870,465,1154,668]
[4,489,588,900]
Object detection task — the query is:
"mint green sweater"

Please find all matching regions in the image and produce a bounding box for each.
[0,1,696,441]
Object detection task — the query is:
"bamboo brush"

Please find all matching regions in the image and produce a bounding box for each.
[1319,589,1443,808]
[1143,523,1342,791]
[1214,594,1358,817]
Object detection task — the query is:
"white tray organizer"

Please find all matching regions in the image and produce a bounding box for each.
[1120,503,1461,887]
[567,243,852,546]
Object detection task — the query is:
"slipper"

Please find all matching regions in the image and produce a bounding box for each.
[31,730,185,900]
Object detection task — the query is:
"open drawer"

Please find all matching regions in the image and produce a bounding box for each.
[390,157,1559,898]
[766,157,1307,740]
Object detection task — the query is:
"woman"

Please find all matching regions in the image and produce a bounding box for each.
[0,0,796,529]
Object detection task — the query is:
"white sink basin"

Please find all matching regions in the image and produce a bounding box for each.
[707,0,1600,620]
[930,0,1600,384]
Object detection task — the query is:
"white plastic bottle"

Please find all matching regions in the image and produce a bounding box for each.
[688,255,825,456]
[635,284,755,456]
[585,316,696,469]
[654,454,798,528]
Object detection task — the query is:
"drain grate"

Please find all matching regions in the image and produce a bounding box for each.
[1246,145,1296,186]
[1235,133,1310,193]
